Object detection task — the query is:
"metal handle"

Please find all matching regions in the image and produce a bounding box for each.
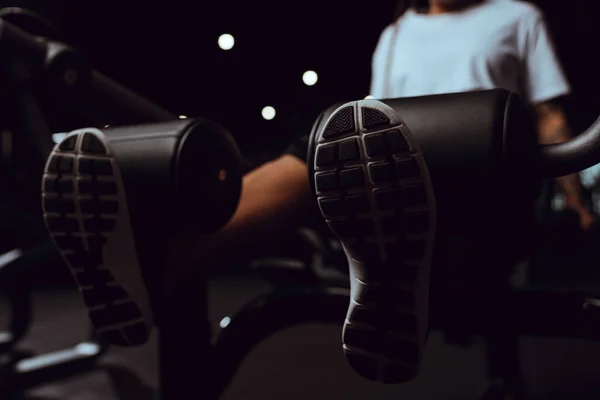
[538,115,600,177]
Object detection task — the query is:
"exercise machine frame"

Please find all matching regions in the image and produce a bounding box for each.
[3,14,600,400]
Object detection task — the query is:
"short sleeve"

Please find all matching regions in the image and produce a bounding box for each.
[520,9,571,105]
[369,25,395,99]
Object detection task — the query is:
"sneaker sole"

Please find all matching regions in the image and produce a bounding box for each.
[312,100,436,383]
[41,128,153,347]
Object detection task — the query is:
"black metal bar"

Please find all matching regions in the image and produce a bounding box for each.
[80,71,174,125]
[0,240,110,393]
[209,286,349,398]
[42,44,176,126]
[0,18,58,160]
[202,280,600,400]
[538,114,600,178]
[158,272,212,400]
[0,17,175,134]
[1,18,195,400]
[6,337,109,392]
[0,249,32,354]
[0,245,109,398]
[483,333,526,400]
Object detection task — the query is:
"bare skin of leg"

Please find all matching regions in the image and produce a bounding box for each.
[165,154,313,294]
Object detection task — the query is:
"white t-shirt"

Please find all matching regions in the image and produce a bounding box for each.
[369,0,570,105]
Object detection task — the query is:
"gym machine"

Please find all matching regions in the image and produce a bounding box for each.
[0,11,111,391]
[0,9,241,399]
[0,244,109,396]
[4,7,600,400]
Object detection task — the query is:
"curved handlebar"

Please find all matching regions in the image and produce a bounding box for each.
[538,115,600,177]
[211,287,350,397]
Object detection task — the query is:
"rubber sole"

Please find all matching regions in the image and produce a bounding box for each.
[312,100,437,383]
[41,128,153,347]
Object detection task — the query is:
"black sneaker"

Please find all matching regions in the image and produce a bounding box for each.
[41,128,153,347]
[309,100,437,383]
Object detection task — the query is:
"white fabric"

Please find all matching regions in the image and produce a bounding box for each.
[369,0,570,105]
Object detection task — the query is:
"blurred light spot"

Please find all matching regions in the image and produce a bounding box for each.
[365,95,374,99]
[302,70,318,86]
[219,316,231,328]
[0,248,22,269]
[262,106,276,120]
[179,115,187,119]
[75,342,100,355]
[218,34,235,50]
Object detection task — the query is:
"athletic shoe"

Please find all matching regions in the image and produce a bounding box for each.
[41,128,153,347]
[309,99,437,383]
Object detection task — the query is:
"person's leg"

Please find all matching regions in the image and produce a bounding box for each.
[40,125,314,348]
[308,100,436,383]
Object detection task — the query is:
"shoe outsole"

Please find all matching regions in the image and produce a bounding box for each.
[312,100,437,383]
[41,128,152,347]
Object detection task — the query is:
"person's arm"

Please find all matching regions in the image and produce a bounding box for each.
[535,102,595,229]
[519,6,595,228]
[167,154,313,285]
[535,102,576,194]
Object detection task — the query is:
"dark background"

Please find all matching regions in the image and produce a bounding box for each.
[3,1,600,399]
[3,0,600,162]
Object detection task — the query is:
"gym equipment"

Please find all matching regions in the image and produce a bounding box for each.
[5,7,600,399]
[307,91,600,399]
[0,11,348,399]
[0,113,110,396]
[0,248,32,355]
[0,12,243,399]
[250,223,348,287]
[0,244,109,395]
[0,9,122,396]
